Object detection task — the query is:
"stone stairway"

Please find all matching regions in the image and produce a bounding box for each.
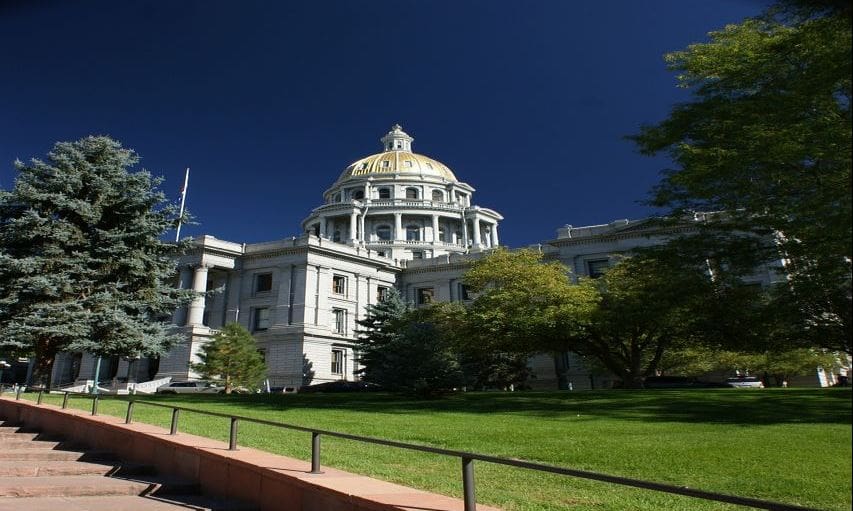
[0,421,258,511]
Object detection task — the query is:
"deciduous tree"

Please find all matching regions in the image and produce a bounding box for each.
[631,1,852,353]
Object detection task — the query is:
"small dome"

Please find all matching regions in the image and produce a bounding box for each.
[336,125,458,183]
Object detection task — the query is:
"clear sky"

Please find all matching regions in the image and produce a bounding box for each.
[0,0,768,248]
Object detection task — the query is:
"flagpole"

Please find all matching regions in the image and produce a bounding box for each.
[175,168,190,242]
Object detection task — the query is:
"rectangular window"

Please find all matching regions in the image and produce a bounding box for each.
[332,275,347,295]
[417,287,434,305]
[459,284,471,301]
[377,286,389,302]
[331,349,344,375]
[332,308,346,334]
[255,273,273,293]
[253,307,270,331]
[587,259,610,279]
[411,250,424,259]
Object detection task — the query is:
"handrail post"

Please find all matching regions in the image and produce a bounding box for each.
[462,456,476,511]
[15,386,22,400]
[125,401,135,424]
[62,392,69,409]
[91,395,99,416]
[170,408,180,435]
[37,390,44,404]
[310,432,322,474]
[229,417,239,451]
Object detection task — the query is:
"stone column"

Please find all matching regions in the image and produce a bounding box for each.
[349,212,358,243]
[172,264,193,326]
[431,215,440,243]
[491,223,499,247]
[224,270,242,325]
[394,212,403,241]
[186,264,210,326]
[319,216,328,238]
[472,215,482,247]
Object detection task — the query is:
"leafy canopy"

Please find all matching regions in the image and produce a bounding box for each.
[631,1,852,353]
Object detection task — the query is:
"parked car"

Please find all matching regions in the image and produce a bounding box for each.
[156,381,222,394]
[268,386,298,394]
[726,376,765,388]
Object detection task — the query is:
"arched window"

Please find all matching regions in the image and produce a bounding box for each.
[378,188,391,199]
[352,190,365,200]
[406,225,420,241]
[376,225,391,241]
[432,190,444,202]
[405,188,419,199]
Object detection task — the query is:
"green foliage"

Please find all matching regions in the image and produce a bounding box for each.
[354,289,464,396]
[0,136,194,387]
[631,2,852,353]
[190,323,266,393]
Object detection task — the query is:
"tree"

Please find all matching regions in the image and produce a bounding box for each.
[464,248,597,389]
[190,323,266,393]
[353,288,410,385]
[0,136,194,388]
[631,1,852,353]
[354,289,464,396]
[463,248,759,388]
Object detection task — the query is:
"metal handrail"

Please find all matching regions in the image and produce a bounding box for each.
[23,391,821,511]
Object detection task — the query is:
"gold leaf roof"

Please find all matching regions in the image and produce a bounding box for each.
[337,151,458,182]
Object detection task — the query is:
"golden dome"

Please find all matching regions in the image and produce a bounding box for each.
[335,125,459,183]
[338,150,458,182]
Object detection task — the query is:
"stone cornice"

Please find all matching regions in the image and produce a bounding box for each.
[546,225,698,247]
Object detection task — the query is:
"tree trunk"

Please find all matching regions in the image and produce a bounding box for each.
[553,352,570,390]
[32,340,55,389]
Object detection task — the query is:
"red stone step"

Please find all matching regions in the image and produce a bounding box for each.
[0,475,156,498]
[0,460,155,477]
[0,494,259,511]
[0,448,117,461]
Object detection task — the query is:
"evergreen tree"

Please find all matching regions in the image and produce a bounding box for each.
[190,323,266,393]
[353,288,410,386]
[0,136,194,388]
[354,289,464,396]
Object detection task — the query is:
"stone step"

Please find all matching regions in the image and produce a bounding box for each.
[0,438,74,449]
[0,460,156,477]
[0,448,118,462]
[0,494,259,511]
[0,474,199,498]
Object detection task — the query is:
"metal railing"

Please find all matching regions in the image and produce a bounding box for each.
[15,390,822,511]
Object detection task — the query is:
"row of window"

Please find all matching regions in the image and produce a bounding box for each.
[331,188,469,204]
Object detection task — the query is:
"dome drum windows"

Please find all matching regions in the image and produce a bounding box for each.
[377,187,391,199]
[431,190,444,202]
[405,188,419,199]
[375,225,392,241]
[405,225,421,241]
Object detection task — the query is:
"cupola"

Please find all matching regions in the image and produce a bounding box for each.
[380,124,413,152]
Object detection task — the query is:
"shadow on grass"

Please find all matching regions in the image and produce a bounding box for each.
[131,388,852,426]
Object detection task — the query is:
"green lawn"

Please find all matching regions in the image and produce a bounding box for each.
[23,388,852,511]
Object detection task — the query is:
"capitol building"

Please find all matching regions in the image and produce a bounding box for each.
[51,125,784,391]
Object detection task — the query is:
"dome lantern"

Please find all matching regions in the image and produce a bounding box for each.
[381,124,413,152]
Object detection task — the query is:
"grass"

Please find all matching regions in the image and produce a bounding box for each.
[19,388,852,511]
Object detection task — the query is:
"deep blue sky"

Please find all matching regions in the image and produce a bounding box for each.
[1,0,768,247]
